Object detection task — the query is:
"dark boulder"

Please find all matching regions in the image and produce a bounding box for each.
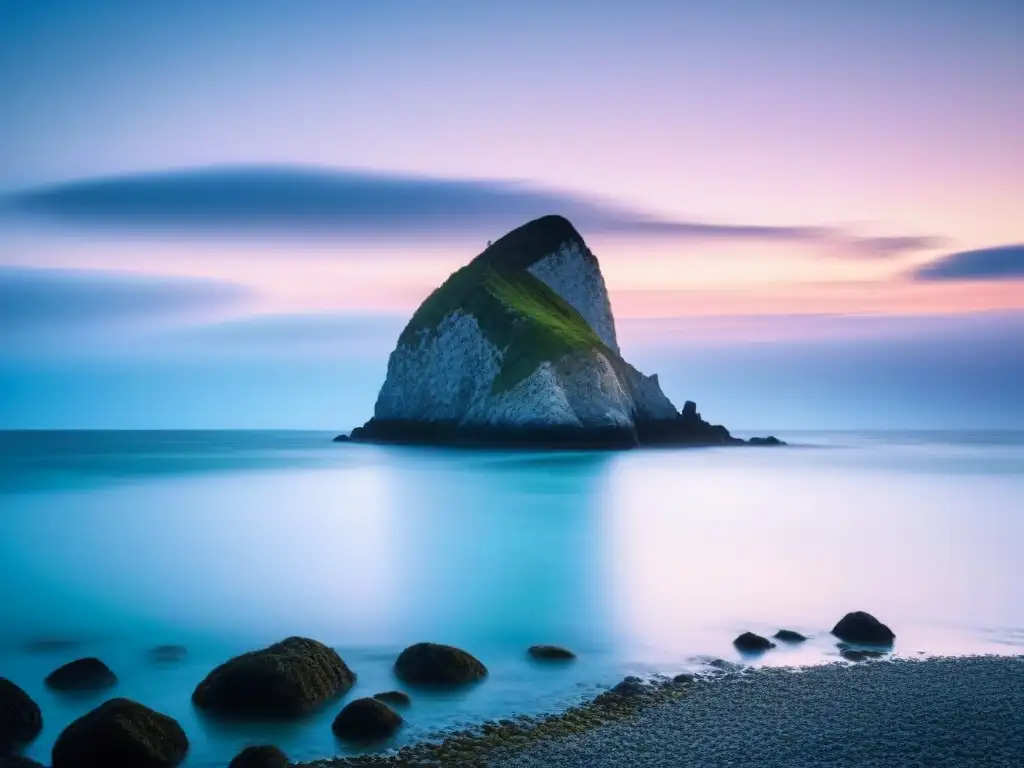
[0,678,42,753]
[773,629,808,643]
[393,643,487,686]
[372,691,410,706]
[671,673,695,685]
[149,645,187,663]
[831,612,895,646]
[708,659,743,673]
[227,744,289,768]
[44,658,117,692]
[527,645,576,661]
[733,632,776,653]
[192,637,354,718]
[331,698,402,742]
[51,697,187,768]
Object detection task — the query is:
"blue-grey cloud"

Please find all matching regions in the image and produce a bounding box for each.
[3,165,936,257]
[914,244,1024,281]
[0,266,251,344]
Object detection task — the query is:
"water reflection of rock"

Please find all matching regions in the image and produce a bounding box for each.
[377,449,618,655]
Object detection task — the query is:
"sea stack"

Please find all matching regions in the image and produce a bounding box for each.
[343,215,780,449]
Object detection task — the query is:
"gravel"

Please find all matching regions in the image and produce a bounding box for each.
[487,656,1024,768]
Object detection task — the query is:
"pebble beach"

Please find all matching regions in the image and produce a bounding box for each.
[484,656,1024,768]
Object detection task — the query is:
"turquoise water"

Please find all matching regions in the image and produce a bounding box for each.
[1,430,1023,766]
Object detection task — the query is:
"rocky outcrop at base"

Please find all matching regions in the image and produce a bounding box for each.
[227,744,290,768]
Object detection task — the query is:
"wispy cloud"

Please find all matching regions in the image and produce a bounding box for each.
[3,165,939,258]
[914,244,1024,281]
[0,266,250,351]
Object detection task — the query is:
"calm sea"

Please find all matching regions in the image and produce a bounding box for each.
[1,430,1022,766]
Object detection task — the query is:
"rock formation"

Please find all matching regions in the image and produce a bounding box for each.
[340,215,782,448]
[43,658,117,692]
[831,612,896,646]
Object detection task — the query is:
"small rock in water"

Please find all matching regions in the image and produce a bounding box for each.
[840,647,888,662]
[373,691,411,706]
[527,645,576,661]
[733,632,776,653]
[22,638,80,654]
[149,644,188,662]
[708,659,743,673]
[0,678,42,753]
[44,658,117,692]
[832,611,895,645]
[773,629,808,643]
[51,698,187,768]
[228,744,289,768]
[394,642,487,686]
[331,698,402,741]
[192,636,354,717]
[748,435,785,446]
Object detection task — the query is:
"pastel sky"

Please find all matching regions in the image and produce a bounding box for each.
[1,0,1022,429]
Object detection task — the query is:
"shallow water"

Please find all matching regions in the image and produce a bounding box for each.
[1,430,1022,766]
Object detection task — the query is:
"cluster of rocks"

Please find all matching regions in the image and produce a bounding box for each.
[730,611,895,661]
[1,616,893,767]
[2,638,566,767]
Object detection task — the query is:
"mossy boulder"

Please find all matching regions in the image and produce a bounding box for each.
[192,637,354,717]
[733,632,776,653]
[831,611,895,646]
[773,629,808,643]
[394,643,487,686]
[528,645,576,661]
[373,691,410,706]
[331,698,402,741]
[227,744,289,768]
[51,697,187,768]
[44,658,117,692]
[0,678,42,753]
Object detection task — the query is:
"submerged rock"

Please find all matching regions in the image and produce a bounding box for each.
[342,215,778,449]
[51,698,187,768]
[774,629,808,643]
[192,637,354,717]
[373,691,411,706]
[394,643,487,686]
[22,637,80,654]
[44,658,117,692]
[0,678,42,754]
[832,612,895,646]
[734,632,776,653]
[331,698,402,741]
[840,647,888,662]
[527,645,576,661]
[227,744,289,768]
[149,645,188,662]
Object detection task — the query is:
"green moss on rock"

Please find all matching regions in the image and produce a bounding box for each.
[396,216,612,395]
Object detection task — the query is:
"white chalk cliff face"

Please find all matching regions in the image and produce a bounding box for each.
[366,215,681,438]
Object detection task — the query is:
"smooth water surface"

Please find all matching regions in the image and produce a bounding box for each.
[1,430,1022,766]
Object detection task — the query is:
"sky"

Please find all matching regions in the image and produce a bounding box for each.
[1,0,1022,429]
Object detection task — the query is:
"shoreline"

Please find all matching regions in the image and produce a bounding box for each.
[304,654,1024,768]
